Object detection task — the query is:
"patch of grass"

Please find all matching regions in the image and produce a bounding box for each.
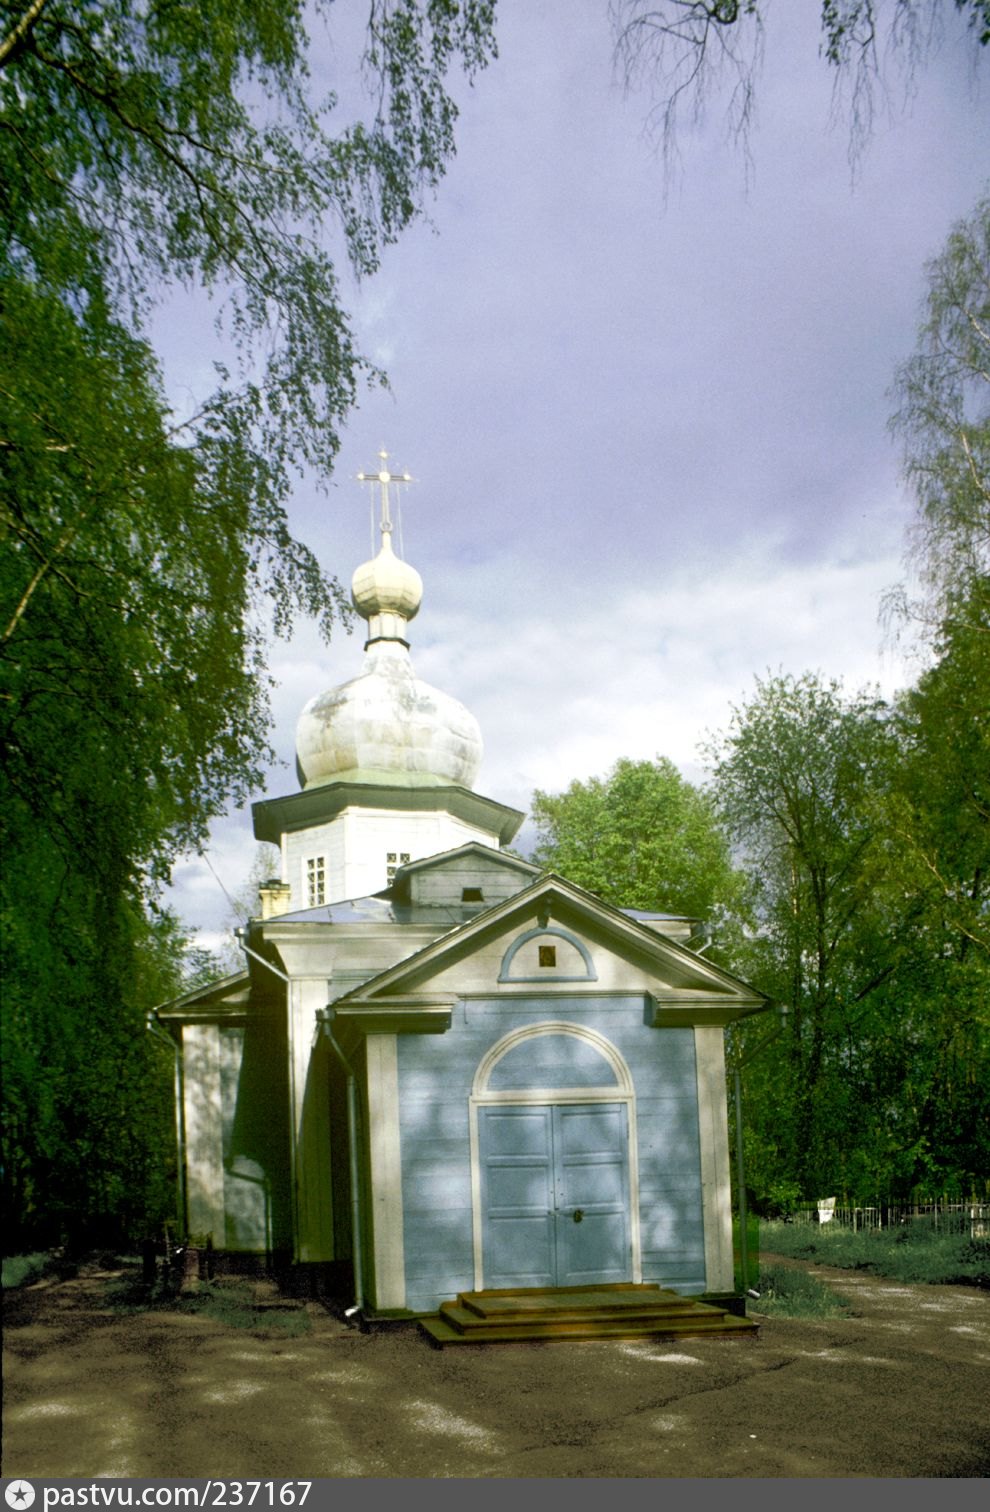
[104,1272,312,1337]
[751,1263,851,1319]
[179,1284,312,1337]
[2,1252,55,1289]
[760,1220,990,1288]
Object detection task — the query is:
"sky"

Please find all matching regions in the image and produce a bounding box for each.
[160,1,989,952]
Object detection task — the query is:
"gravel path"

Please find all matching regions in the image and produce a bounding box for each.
[3,1258,988,1479]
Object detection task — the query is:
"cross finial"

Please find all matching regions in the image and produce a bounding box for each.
[357,448,412,536]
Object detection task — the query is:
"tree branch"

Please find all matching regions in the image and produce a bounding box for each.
[0,0,49,71]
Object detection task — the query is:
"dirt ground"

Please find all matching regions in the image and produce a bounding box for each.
[3,1256,988,1480]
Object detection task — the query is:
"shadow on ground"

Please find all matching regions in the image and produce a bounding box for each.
[3,1257,989,1478]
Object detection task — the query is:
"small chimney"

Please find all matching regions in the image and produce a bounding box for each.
[259,879,292,920]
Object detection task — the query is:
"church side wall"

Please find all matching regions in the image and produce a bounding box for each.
[217,1022,293,1254]
[182,1020,292,1255]
[283,821,346,908]
[182,1025,226,1243]
[396,995,706,1315]
[289,978,335,1262]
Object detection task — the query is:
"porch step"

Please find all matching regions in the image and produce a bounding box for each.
[419,1283,759,1347]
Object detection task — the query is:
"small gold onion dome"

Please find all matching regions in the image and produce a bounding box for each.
[351,531,422,635]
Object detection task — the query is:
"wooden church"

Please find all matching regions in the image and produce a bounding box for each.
[155,458,768,1342]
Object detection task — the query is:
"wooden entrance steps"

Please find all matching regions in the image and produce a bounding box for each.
[420,1282,759,1346]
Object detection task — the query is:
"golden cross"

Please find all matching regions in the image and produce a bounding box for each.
[357,448,412,535]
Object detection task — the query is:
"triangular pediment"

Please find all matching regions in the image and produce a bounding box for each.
[154,970,256,1025]
[394,841,538,883]
[389,842,538,909]
[333,872,769,1028]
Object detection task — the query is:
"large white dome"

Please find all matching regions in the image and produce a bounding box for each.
[295,642,482,789]
[294,530,483,790]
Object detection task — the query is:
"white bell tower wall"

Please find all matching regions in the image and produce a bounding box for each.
[284,807,502,907]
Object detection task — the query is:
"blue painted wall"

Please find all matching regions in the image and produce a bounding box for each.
[397,995,705,1313]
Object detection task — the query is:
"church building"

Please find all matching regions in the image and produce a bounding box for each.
[155,457,769,1341]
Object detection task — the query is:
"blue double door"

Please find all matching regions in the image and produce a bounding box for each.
[479,1102,632,1289]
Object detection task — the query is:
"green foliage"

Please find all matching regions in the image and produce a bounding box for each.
[887,191,990,643]
[760,1220,990,1288]
[708,672,907,1195]
[708,633,988,1203]
[871,595,990,1195]
[895,591,990,955]
[875,193,990,1199]
[530,755,746,956]
[1,888,190,1247]
[1,280,273,888]
[743,1165,803,1221]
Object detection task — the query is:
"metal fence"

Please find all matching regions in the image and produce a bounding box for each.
[791,1198,990,1241]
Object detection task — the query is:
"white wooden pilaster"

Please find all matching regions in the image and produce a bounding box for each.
[695,1025,735,1293]
[364,1034,406,1309]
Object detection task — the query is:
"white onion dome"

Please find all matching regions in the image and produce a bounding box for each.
[295,530,482,791]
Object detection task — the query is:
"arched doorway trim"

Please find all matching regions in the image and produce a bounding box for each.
[469,1022,641,1288]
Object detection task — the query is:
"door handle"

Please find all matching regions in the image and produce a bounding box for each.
[573,1208,584,1223]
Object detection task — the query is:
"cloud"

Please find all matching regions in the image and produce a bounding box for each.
[428,536,910,804]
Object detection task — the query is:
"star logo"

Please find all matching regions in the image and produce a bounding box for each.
[5,1484,36,1510]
